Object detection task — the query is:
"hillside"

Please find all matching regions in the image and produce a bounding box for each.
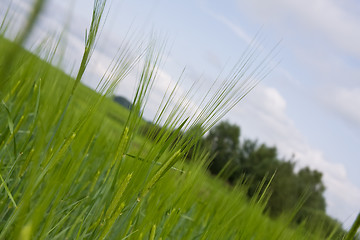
[1,8,358,240]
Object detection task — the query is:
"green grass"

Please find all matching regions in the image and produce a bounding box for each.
[1,1,358,239]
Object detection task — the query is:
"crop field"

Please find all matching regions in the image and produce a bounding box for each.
[0,0,359,239]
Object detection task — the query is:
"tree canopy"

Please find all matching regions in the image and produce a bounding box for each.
[139,120,347,238]
[204,121,345,238]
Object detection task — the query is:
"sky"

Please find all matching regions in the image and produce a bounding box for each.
[1,0,360,229]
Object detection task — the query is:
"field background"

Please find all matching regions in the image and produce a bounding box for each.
[0,1,359,239]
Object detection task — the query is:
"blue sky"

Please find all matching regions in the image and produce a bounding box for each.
[2,0,360,229]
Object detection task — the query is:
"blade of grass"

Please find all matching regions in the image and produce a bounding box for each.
[345,213,360,240]
[0,173,17,208]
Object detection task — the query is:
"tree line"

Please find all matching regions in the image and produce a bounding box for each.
[203,121,349,238]
[139,120,348,238]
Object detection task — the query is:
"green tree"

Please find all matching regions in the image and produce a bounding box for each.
[205,121,345,238]
[294,167,326,224]
[238,140,279,197]
[205,121,240,177]
[267,160,299,217]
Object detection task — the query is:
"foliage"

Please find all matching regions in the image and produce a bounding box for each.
[113,96,133,110]
[0,0,356,239]
[205,121,240,178]
[205,121,347,238]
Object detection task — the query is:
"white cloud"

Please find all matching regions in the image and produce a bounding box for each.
[231,84,360,228]
[201,0,360,227]
[322,87,360,128]
[236,0,360,57]
[207,12,252,45]
[143,69,203,125]
[203,51,224,72]
[198,0,253,45]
